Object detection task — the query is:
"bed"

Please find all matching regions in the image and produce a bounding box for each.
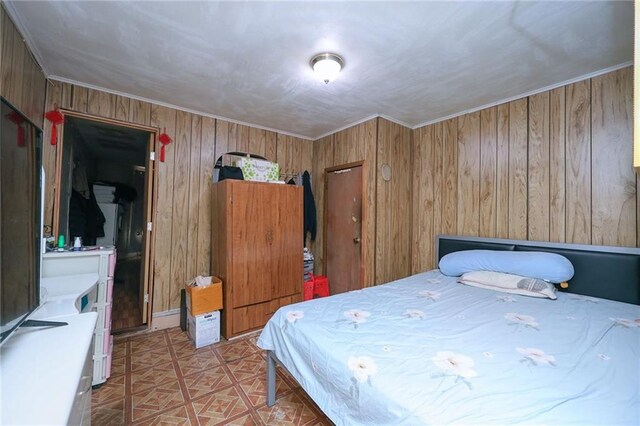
[257,236,640,425]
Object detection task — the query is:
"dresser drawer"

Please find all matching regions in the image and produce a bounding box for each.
[68,347,93,425]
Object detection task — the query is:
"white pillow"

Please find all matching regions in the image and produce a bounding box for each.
[458,270,557,299]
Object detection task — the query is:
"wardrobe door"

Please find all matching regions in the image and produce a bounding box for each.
[271,185,303,299]
[230,183,275,307]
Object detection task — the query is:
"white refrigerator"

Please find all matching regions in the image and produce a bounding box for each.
[97,203,120,246]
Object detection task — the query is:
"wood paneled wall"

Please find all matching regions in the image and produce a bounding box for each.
[411,67,638,273]
[42,80,312,313]
[0,5,46,125]
[310,118,412,286]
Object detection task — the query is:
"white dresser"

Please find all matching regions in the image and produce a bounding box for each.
[1,272,98,426]
[42,248,117,386]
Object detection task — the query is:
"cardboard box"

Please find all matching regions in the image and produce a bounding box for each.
[185,277,223,315]
[237,157,280,182]
[187,310,220,349]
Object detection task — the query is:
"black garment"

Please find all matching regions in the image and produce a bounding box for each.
[68,189,106,245]
[302,170,316,244]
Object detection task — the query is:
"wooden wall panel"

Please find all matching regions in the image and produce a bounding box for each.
[196,117,216,276]
[432,122,444,241]
[375,119,411,284]
[411,125,435,274]
[479,107,497,237]
[168,111,192,309]
[409,66,638,276]
[456,112,481,236]
[128,99,151,126]
[528,92,550,241]
[591,68,635,247]
[87,88,115,118]
[186,115,202,283]
[309,135,333,274]
[508,99,528,239]
[549,87,566,242]
[71,86,89,113]
[0,5,46,125]
[442,119,458,235]
[496,104,510,238]
[114,95,130,122]
[150,105,177,312]
[565,80,592,244]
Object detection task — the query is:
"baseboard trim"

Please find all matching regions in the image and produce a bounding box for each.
[151,309,181,331]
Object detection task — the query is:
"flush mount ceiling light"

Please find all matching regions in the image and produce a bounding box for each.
[311,53,344,84]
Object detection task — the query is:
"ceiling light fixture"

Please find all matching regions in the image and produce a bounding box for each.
[311,53,344,84]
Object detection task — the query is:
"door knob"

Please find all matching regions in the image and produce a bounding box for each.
[353,237,361,244]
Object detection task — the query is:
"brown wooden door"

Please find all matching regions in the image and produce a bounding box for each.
[271,185,303,299]
[325,165,363,295]
[230,182,276,307]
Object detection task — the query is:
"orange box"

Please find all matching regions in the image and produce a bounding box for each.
[185,277,223,315]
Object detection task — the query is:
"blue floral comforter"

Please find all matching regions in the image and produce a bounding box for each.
[257,270,640,425]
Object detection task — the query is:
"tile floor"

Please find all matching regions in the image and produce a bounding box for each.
[112,257,143,332]
[92,327,333,425]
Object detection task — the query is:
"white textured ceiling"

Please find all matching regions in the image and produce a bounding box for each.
[6,1,633,139]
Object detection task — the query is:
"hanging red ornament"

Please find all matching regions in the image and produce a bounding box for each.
[5,110,25,147]
[158,127,173,162]
[44,105,64,146]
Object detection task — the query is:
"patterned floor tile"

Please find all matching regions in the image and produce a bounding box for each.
[132,405,192,426]
[92,374,126,405]
[110,355,127,377]
[277,365,301,389]
[183,365,234,400]
[220,411,260,425]
[255,391,324,426]
[131,360,178,394]
[92,331,332,426]
[92,397,125,426]
[216,340,260,362]
[227,352,266,382]
[167,327,191,345]
[172,338,212,360]
[177,350,221,376]
[238,372,291,407]
[112,340,128,359]
[132,380,185,422]
[130,331,169,354]
[112,258,143,332]
[191,386,250,425]
[131,345,173,372]
[245,332,262,351]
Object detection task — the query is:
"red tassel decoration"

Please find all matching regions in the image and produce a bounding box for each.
[158,128,173,163]
[5,111,25,147]
[44,106,64,146]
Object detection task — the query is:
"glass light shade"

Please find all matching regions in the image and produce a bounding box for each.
[311,53,343,84]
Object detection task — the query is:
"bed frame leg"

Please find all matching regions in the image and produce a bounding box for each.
[266,350,277,407]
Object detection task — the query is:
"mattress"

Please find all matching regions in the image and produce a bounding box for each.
[257,270,640,425]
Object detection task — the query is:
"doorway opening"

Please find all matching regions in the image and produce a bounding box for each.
[54,113,156,334]
[324,161,365,294]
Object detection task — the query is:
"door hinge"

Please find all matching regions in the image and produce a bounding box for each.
[150,151,155,161]
[144,294,149,303]
[147,222,153,232]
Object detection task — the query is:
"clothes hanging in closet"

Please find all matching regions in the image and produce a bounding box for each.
[302,170,316,245]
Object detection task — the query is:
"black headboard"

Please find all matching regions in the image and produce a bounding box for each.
[436,235,640,305]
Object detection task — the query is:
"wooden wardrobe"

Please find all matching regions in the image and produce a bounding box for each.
[211,180,303,338]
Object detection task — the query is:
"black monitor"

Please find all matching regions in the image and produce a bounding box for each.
[0,97,43,345]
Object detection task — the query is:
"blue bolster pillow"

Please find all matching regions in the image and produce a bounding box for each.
[439,250,574,283]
